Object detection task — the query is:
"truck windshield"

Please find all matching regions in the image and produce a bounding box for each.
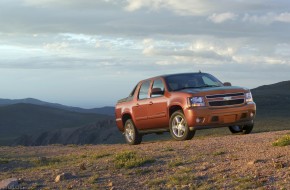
[165,73,223,92]
[129,84,138,97]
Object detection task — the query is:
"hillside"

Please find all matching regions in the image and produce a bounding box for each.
[0,98,115,116]
[252,80,290,112]
[1,130,290,189]
[251,81,290,132]
[0,104,112,145]
[14,119,123,146]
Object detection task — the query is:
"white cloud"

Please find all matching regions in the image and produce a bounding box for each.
[275,12,290,23]
[125,0,216,16]
[43,42,69,50]
[243,12,290,24]
[208,12,237,23]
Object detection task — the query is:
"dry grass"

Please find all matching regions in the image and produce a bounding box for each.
[1,130,290,189]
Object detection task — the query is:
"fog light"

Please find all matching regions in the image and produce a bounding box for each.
[196,117,204,123]
[250,112,254,117]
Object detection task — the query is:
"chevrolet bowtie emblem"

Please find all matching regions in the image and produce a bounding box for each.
[224,96,232,100]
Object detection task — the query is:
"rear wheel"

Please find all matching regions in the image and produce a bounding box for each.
[229,124,254,134]
[169,110,195,141]
[124,119,142,145]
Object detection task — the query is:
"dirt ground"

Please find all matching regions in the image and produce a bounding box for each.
[1,130,290,189]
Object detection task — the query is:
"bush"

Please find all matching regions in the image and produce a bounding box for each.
[113,151,155,169]
[272,135,290,147]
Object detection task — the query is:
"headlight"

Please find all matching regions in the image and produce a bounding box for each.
[188,97,205,107]
[245,92,253,103]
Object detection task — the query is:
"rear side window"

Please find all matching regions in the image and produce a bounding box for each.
[151,79,165,98]
[138,81,151,100]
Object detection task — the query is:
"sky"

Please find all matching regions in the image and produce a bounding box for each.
[0,0,290,108]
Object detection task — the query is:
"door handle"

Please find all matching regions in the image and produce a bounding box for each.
[149,101,153,105]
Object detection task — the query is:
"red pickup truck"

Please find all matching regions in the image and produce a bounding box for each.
[115,72,256,145]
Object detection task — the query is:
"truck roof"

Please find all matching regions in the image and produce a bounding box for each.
[141,72,207,82]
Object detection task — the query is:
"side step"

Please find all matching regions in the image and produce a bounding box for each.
[137,128,169,135]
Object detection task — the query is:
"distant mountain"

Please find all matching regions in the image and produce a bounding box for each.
[251,81,290,132]
[252,80,290,113]
[0,98,115,116]
[0,103,112,145]
[14,119,122,146]
[252,81,290,95]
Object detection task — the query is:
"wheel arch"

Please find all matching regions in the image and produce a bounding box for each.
[122,113,133,127]
[169,104,184,117]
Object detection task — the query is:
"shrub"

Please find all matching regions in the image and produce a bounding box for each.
[0,158,10,164]
[272,135,290,147]
[113,151,155,169]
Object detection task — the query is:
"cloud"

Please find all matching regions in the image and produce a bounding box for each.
[142,38,236,65]
[1,0,290,106]
[275,12,290,23]
[243,12,290,24]
[124,0,287,17]
[43,42,70,51]
[125,0,212,15]
[208,12,237,23]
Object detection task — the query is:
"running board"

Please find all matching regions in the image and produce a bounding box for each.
[138,128,169,135]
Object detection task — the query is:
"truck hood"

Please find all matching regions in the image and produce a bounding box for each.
[178,86,249,96]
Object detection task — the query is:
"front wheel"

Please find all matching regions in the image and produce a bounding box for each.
[124,119,142,145]
[229,124,254,134]
[169,110,195,141]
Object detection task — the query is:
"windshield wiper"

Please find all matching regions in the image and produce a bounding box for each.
[173,86,199,91]
[197,85,220,88]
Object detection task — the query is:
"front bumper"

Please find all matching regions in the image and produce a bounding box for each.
[184,102,256,130]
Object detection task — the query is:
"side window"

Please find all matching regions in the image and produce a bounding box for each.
[138,81,151,100]
[151,79,165,98]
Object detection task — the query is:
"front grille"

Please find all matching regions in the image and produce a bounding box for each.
[209,99,245,107]
[206,92,244,99]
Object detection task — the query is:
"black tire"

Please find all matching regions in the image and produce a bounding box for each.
[186,130,196,140]
[169,110,195,141]
[124,119,142,145]
[243,124,254,134]
[229,124,254,134]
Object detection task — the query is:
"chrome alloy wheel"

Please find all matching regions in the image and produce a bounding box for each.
[172,115,186,138]
[125,123,134,142]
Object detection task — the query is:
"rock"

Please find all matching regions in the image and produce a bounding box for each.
[55,173,73,182]
[177,166,186,170]
[247,161,256,165]
[18,178,24,183]
[0,178,19,189]
[247,159,263,165]
[108,181,113,187]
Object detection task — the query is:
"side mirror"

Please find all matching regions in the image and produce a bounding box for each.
[223,82,232,86]
[151,88,164,96]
